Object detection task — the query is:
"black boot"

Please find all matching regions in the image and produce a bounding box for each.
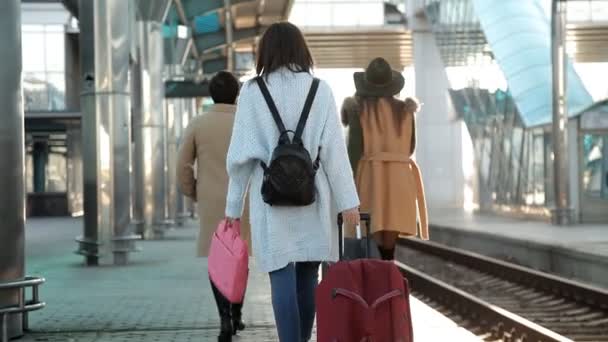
[379,247,395,261]
[210,278,232,342]
[231,302,246,335]
[218,316,232,342]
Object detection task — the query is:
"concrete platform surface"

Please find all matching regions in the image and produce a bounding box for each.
[429,208,608,288]
[18,217,480,341]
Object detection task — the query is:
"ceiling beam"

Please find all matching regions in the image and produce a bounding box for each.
[181,0,253,19]
[165,79,210,98]
[173,0,200,59]
[60,0,78,17]
[195,26,262,52]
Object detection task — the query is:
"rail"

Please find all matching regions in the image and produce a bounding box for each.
[0,276,45,342]
[396,261,572,342]
[397,238,608,341]
[398,238,608,310]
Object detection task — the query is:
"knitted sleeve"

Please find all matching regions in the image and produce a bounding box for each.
[225,83,258,218]
[320,84,360,212]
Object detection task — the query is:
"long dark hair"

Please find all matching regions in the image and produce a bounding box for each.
[256,22,314,77]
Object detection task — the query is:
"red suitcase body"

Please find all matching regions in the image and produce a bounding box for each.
[316,214,414,342]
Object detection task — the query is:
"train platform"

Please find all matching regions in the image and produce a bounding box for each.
[429,208,608,288]
[19,217,480,342]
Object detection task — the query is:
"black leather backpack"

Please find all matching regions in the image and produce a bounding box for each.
[256,76,321,206]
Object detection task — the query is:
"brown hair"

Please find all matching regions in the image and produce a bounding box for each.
[256,22,314,77]
[359,96,419,154]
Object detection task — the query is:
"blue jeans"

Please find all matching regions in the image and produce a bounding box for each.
[269,262,320,342]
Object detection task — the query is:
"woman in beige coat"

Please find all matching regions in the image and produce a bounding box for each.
[343,58,429,261]
[177,71,250,342]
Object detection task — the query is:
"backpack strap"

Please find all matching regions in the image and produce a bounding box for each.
[294,78,321,143]
[255,76,288,139]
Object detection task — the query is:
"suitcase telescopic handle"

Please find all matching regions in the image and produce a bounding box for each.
[337,212,372,260]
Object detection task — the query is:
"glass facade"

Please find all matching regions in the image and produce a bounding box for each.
[22,24,66,111]
[423,0,488,68]
[424,0,608,217]
[424,0,552,214]
[563,0,608,23]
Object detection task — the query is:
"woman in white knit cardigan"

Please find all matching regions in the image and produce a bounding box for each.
[224,22,360,342]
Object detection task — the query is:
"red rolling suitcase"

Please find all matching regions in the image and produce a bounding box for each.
[316,213,414,342]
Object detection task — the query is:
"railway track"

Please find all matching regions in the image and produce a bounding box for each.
[396,238,608,342]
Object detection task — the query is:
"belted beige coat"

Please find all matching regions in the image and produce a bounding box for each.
[342,97,428,239]
[177,104,251,257]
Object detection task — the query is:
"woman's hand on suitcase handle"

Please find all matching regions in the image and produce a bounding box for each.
[341,207,360,226]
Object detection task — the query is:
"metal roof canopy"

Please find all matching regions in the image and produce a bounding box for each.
[183,0,293,73]
[303,27,412,70]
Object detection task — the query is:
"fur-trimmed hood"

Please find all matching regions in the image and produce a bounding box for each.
[404,97,420,114]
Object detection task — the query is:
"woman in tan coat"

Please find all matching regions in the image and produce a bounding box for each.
[177,71,250,342]
[343,57,429,261]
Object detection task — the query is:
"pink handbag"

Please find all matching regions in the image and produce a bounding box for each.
[208,219,249,303]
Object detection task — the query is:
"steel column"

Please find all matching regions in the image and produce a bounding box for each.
[135,21,167,239]
[175,98,190,225]
[66,124,83,216]
[165,98,179,227]
[225,0,235,71]
[551,0,574,225]
[133,0,171,239]
[130,0,143,237]
[77,0,138,265]
[0,0,25,338]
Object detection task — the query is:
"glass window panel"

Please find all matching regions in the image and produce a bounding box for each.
[357,4,384,26]
[47,152,67,193]
[22,32,46,71]
[47,72,66,110]
[45,24,64,33]
[289,3,311,26]
[567,1,592,22]
[25,152,33,194]
[45,32,65,71]
[533,133,545,205]
[519,130,530,204]
[305,3,333,26]
[591,1,608,21]
[333,4,359,26]
[510,126,524,201]
[582,134,608,199]
[544,132,555,206]
[524,131,535,205]
[23,72,49,111]
[23,24,45,32]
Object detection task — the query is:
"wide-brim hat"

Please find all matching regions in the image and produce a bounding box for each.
[354,57,404,97]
